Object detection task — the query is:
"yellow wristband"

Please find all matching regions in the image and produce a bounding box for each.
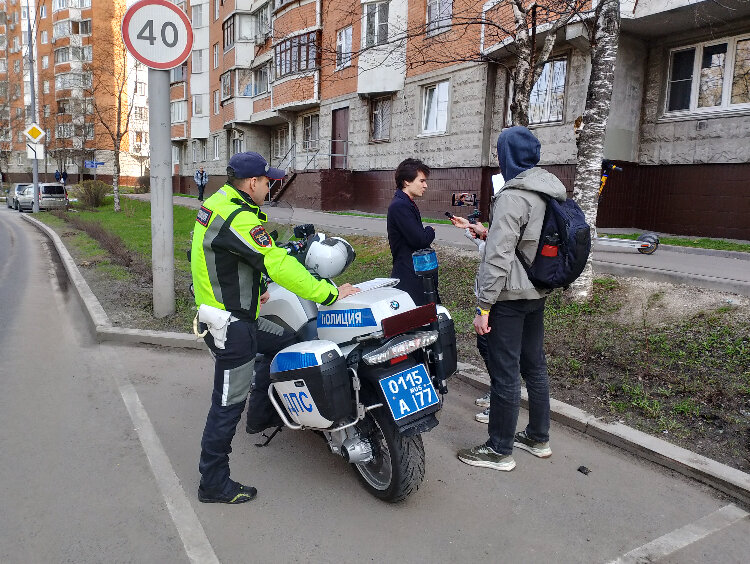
[475,307,490,316]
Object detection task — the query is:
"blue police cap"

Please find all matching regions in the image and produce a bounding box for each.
[227,151,285,180]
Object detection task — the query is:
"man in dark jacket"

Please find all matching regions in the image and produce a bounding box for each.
[457,126,566,472]
[387,158,438,306]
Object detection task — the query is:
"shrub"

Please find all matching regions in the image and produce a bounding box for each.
[134,175,150,194]
[71,180,109,207]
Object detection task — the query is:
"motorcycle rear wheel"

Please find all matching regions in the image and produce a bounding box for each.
[354,405,425,503]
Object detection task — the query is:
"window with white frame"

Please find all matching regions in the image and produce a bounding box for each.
[78,0,92,8]
[135,81,146,95]
[55,47,70,64]
[231,134,243,155]
[43,80,50,93]
[78,20,92,35]
[371,96,391,141]
[13,60,20,74]
[213,134,221,159]
[336,26,352,70]
[422,80,449,134]
[134,106,148,120]
[236,69,253,97]
[42,56,49,69]
[192,4,204,28]
[253,65,269,96]
[214,90,220,114]
[41,31,48,44]
[528,58,566,124]
[172,144,181,166]
[0,60,6,73]
[666,35,750,113]
[53,20,70,39]
[170,100,187,123]
[426,0,452,36]
[44,105,51,117]
[213,43,219,68]
[72,45,93,62]
[192,140,199,162]
[220,71,233,100]
[272,126,289,160]
[55,72,92,89]
[53,0,67,12]
[56,123,74,138]
[202,140,208,161]
[170,63,188,83]
[302,114,319,151]
[237,14,254,41]
[364,1,389,48]
[193,94,206,115]
[84,123,94,140]
[214,0,220,20]
[253,3,270,40]
[192,49,206,73]
[40,5,47,17]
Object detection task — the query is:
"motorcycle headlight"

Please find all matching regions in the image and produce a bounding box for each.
[362,331,439,365]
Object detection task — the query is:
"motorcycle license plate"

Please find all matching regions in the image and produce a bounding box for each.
[379,364,438,421]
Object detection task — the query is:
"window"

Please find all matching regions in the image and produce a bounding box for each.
[56,123,74,138]
[192,49,206,73]
[426,0,452,35]
[55,47,70,64]
[134,81,146,95]
[213,90,220,114]
[55,72,92,89]
[84,123,94,140]
[272,126,289,159]
[274,31,318,79]
[364,1,389,48]
[336,26,352,70]
[528,58,566,124]
[58,99,71,114]
[371,96,391,141]
[221,71,233,99]
[78,20,92,35]
[53,21,70,39]
[43,80,50,93]
[170,63,187,83]
[213,134,221,159]
[170,100,187,122]
[42,56,49,69]
[254,4,270,40]
[214,0,220,21]
[192,140,199,162]
[13,60,20,74]
[422,80,449,134]
[44,105,51,117]
[237,14,254,41]
[134,106,148,120]
[213,43,219,68]
[72,46,93,62]
[231,135,243,155]
[40,5,47,17]
[202,140,208,161]
[0,60,5,73]
[53,0,67,10]
[172,145,180,166]
[41,31,48,44]
[193,94,206,115]
[78,0,92,8]
[22,5,28,19]
[192,4,204,28]
[667,35,750,113]
[302,114,319,151]
[253,66,269,96]
[223,16,235,50]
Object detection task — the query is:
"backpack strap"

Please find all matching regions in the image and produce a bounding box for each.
[514,192,550,270]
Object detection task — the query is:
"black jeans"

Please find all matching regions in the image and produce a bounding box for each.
[198,320,257,493]
[197,184,206,201]
[485,298,550,455]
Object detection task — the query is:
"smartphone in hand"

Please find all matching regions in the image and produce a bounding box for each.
[445,211,455,219]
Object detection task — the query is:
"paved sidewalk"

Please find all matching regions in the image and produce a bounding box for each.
[129,193,750,297]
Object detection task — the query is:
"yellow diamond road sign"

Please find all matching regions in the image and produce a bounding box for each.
[24,123,46,143]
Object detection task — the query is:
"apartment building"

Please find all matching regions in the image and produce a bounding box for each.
[0,0,148,184]
[173,0,749,239]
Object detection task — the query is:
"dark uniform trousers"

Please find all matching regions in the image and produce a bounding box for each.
[199,317,297,494]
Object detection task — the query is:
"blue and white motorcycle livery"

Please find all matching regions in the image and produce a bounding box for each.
[260,227,457,502]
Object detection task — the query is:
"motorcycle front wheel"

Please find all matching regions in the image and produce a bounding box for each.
[353,404,425,503]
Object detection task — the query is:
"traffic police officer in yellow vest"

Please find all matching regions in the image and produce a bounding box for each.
[192,151,359,504]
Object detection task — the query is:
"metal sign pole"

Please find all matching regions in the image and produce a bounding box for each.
[148,67,175,317]
[26,0,39,213]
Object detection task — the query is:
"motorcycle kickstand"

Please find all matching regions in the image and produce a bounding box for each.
[255,426,283,447]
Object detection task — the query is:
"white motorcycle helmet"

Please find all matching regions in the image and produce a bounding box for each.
[304,234,355,279]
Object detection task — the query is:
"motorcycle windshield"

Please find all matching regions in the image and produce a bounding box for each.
[262,201,295,246]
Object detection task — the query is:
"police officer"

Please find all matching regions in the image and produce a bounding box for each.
[191,151,359,504]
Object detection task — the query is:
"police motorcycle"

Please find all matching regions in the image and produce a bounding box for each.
[259,223,457,503]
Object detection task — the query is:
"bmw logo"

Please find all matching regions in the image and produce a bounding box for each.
[390,301,400,310]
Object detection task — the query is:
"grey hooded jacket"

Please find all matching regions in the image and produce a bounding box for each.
[476,167,567,309]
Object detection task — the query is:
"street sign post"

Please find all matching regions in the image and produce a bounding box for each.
[122,0,193,318]
[24,123,46,144]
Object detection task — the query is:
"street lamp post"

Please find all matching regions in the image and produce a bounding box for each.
[25,0,39,213]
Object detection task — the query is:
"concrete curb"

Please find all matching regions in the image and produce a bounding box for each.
[454,364,750,506]
[21,214,206,350]
[23,212,750,506]
[593,259,750,297]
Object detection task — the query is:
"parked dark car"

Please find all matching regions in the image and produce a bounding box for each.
[7,183,32,209]
[17,183,68,212]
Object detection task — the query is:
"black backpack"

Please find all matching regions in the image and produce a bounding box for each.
[515,194,591,289]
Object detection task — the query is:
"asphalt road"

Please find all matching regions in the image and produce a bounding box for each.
[1,207,749,563]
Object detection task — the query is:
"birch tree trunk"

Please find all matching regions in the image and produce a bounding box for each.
[569,0,621,301]
[112,148,121,212]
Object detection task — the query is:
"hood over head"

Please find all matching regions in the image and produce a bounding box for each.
[497,126,541,181]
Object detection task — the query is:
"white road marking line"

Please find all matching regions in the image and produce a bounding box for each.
[607,504,749,564]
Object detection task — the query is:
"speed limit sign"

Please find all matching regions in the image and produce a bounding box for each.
[122,0,193,69]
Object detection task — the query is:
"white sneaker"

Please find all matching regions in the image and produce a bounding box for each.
[475,407,490,424]
[475,392,490,408]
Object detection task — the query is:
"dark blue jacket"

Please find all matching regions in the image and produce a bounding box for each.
[387,190,438,306]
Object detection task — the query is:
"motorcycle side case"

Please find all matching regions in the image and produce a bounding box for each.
[358,360,441,434]
[433,306,458,379]
[270,341,351,428]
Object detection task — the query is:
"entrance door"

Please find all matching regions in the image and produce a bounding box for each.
[331,107,349,169]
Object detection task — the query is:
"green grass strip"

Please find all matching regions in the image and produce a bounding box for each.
[602,233,750,253]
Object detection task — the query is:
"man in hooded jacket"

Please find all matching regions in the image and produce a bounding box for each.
[457,126,567,471]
